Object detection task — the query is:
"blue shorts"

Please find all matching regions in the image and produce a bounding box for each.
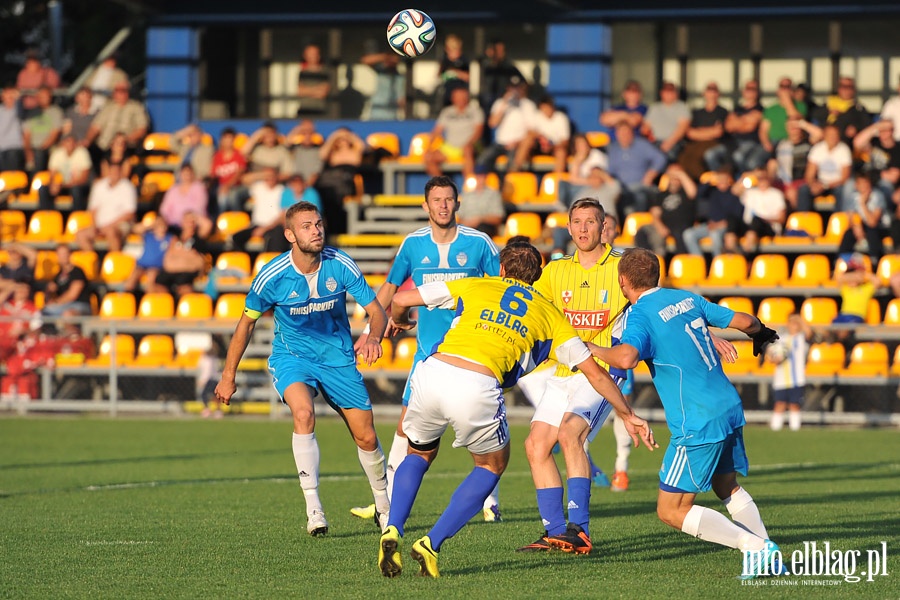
[774,386,804,406]
[268,353,371,411]
[659,428,748,494]
[401,352,429,406]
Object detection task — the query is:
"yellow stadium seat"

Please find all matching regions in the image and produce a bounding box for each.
[137,292,175,320]
[215,293,246,320]
[0,170,29,194]
[358,338,393,370]
[800,297,838,325]
[463,172,500,192]
[496,212,542,243]
[140,171,175,202]
[143,132,172,152]
[252,252,282,276]
[718,296,753,314]
[100,252,137,284]
[699,171,718,185]
[215,251,252,284]
[62,211,94,242]
[33,250,59,281]
[619,212,653,244]
[756,297,795,326]
[545,212,569,230]
[174,332,214,368]
[536,172,569,204]
[833,254,873,280]
[875,254,900,286]
[667,254,707,288]
[721,340,756,374]
[817,212,852,244]
[393,337,417,371]
[23,210,63,242]
[99,292,136,319]
[70,250,99,280]
[701,254,747,287]
[232,132,249,152]
[287,132,324,147]
[839,342,889,377]
[18,171,59,206]
[784,254,831,287]
[884,299,900,326]
[397,133,433,163]
[502,172,539,205]
[175,293,213,320]
[784,211,824,238]
[866,298,881,325]
[134,335,175,367]
[744,254,788,287]
[366,132,401,157]
[215,211,251,238]
[806,342,845,376]
[86,334,135,367]
[0,210,26,240]
[585,131,611,148]
[892,346,900,376]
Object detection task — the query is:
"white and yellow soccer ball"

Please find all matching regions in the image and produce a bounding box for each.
[387,9,436,58]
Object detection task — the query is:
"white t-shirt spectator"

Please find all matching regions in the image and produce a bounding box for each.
[533,110,570,145]
[87,178,137,228]
[573,148,609,179]
[881,96,900,142]
[807,141,853,187]
[491,97,537,146]
[48,146,92,185]
[249,181,285,226]
[742,187,786,223]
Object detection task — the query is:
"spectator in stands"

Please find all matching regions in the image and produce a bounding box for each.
[360,50,406,120]
[599,80,647,134]
[16,50,60,117]
[0,282,39,361]
[100,132,135,178]
[316,127,365,234]
[232,166,289,253]
[641,81,691,161]
[683,168,743,257]
[817,76,871,144]
[124,215,171,293]
[837,171,888,263]
[718,80,767,174]
[287,119,324,187]
[197,346,222,419]
[794,83,820,122]
[768,313,812,432]
[678,81,728,180]
[75,160,137,252]
[0,86,25,172]
[171,123,214,181]
[476,76,536,172]
[738,170,787,254]
[853,120,900,202]
[457,164,505,236]
[22,86,63,171]
[84,81,149,155]
[42,244,92,317]
[559,134,610,207]
[634,164,697,256]
[796,123,852,212]
[607,121,667,215]
[63,87,95,146]
[40,133,92,211]
[760,78,807,153]
[832,253,880,343]
[880,75,900,141]
[768,118,822,210]
[479,39,524,116]
[159,164,214,238]
[424,86,484,177]
[241,122,293,183]
[0,243,36,292]
[296,44,333,118]
[571,167,621,219]
[86,54,128,112]
[211,127,247,213]
[154,213,210,298]
[282,173,322,213]
[514,94,570,173]
[436,34,470,110]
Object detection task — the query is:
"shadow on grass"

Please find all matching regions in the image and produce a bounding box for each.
[0,447,285,470]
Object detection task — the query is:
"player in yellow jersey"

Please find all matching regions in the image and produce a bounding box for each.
[376,242,656,578]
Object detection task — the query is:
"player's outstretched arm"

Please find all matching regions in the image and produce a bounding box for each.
[389,288,424,331]
[354,282,400,350]
[729,312,778,357]
[215,313,257,406]
[358,299,388,366]
[585,341,640,370]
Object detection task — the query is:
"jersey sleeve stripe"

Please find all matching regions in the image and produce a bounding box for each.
[328,248,364,278]
[251,254,291,293]
[458,227,499,254]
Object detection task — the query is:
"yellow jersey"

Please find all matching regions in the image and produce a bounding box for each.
[839,282,875,319]
[532,246,629,377]
[418,276,591,387]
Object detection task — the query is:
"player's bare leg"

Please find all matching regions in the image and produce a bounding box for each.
[283,382,327,536]
[520,421,565,551]
[336,406,390,528]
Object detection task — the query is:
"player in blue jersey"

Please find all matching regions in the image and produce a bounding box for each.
[589,247,786,579]
[350,175,501,522]
[376,242,656,578]
[215,201,392,537]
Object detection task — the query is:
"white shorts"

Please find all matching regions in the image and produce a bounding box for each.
[403,357,510,455]
[516,364,556,408]
[531,372,620,442]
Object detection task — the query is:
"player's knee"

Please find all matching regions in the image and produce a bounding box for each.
[524,433,551,461]
[556,422,583,451]
[292,407,315,430]
[656,504,680,529]
[353,429,378,451]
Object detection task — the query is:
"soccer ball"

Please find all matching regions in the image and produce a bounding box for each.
[765,341,789,365]
[387,9,436,58]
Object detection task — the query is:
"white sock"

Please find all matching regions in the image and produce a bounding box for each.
[358,444,390,514]
[483,483,500,510]
[386,433,409,501]
[771,411,784,431]
[723,487,769,539]
[681,505,765,552]
[292,432,322,515]
[788,410,801,431]
[613,416,632,473]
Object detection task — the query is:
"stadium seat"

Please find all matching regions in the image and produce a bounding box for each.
[140,171,176,202]
[884,299,900,326]
[875,254,900,286]
[134,335,175,367]
[839,342,889,377]
[287,132,323,147]
[366,132,401,157]
[392,337,417,370]
[701,254,747,287]
[805,342,845,376]
[721,340,756,374]
[232,132,249,152]
[215,293,246,320]
[892,346,900,376]
[100,252,137,285]
[23,210,63,242]
[358,338,393,370]
[545,212,568,230]
[175,293,213,320]
[497,212,542,243]
[744,254,788,287]
[756,297,795,326]
[252,252,282,277]
[398,133,433,163]
[215,251,252,283]
[784,211,824,238]
[0,210,26,241]
[536,172,569,204]
[584,131,611,148]
[502,172,538,205]
[174,332,213,368]
[99,292,137,319]
[834,254,873,280]
[62,211,94,242]
[800,297,838,325]
[866,298,881,325]
[215,212,251,239]
[784,254,831,287]
[463,172,500,192]
[143,132,172,153]
[70,250,99,280]
[0,170,28,195]
[137,292,175,320]
[33,250,59,281]
[718,296,754,314]
[86,334,135,367]
[619,212,653,244]
[817,212,853,244]
[667,254,706,288]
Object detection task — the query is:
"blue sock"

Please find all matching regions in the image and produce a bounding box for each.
[536,487,567,536]
[427,467,499,551]
[567,477,592,537]
[386,454,429,537]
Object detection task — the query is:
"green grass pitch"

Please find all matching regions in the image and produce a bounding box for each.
[2,416,898,599]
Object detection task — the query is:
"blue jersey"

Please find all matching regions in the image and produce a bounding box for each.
[245,247,376,367]
[619,287,745,446]
[386,226,499,359]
